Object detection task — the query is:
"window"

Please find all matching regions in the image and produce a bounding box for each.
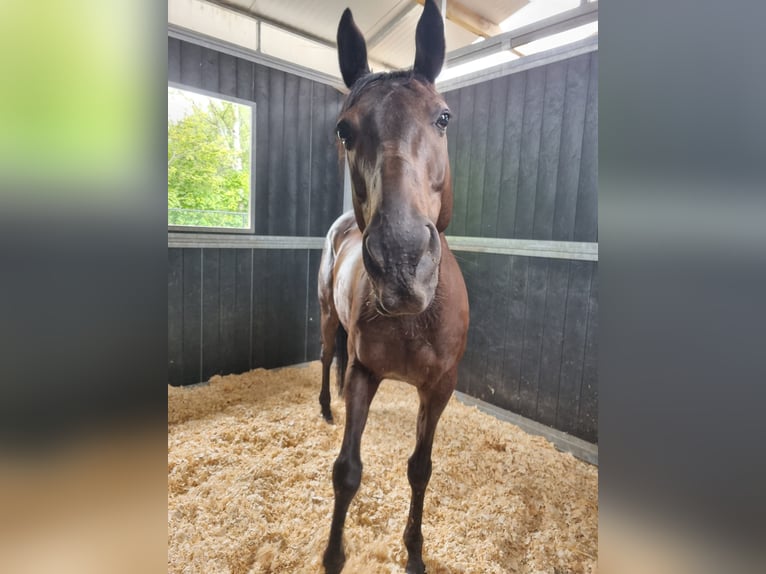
[168,86,253,231]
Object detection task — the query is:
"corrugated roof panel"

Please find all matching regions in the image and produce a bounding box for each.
[368,7,479,71]
[219,0,416,45]
[259,22,341,78]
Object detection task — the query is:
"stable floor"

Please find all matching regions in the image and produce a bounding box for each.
[168,363,597,573]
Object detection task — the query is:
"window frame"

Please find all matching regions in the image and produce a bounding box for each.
[168,81,256,234]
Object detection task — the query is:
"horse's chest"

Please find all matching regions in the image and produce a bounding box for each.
[354,323,442,383]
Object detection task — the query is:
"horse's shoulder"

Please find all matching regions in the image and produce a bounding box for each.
[327,211,361,257]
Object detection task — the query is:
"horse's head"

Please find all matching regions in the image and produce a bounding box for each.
[335,0,452,316]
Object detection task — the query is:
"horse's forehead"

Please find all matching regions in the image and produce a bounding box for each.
[354,81,441,121]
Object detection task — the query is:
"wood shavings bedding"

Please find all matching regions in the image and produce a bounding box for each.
[168,362,597,573]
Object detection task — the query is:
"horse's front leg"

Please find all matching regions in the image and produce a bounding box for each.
[403,369,456,574]
[323,362,380,574]
[319,310,339,423]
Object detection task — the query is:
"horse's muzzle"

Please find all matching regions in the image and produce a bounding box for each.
[363,218,441,316]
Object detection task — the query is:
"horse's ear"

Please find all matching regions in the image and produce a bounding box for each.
[413,0,445,83]
[337,8,370,89]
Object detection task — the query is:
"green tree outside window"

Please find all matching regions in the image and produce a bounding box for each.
[168,87,252,229]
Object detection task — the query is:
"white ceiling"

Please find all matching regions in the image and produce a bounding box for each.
[168,0,597,83]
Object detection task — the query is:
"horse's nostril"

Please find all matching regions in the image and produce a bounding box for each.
[425,223,439,253]
[364,235,384,270]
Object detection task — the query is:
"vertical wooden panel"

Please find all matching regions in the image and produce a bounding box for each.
[202,249,221,380]
[281,73,300,236]
[218,250,237,374]
[465,83,491,236]
[450,84,475,236]
[250,249,267,367]
[464,253,485,396]
[518,257,547,419]
[305,250,323,361]
[323,89,344,230]
[309,84,328,237]
[470,253,510,402]
[514,67,545,239]
[578,264,598,442]
[484,255,513,407]
[536,259,570,426]
[455,252,479,395]
[267,69,286,234]
[236,57,254,100]
[574,53,598,242]
[218,53,237,98]
[296,78,313,236]
[181,249,202,384]
[200,47,219,93]
[310,85,344,236]
[479,78,509,237]
[253,63,269,233]
[259,250,280,368]
[500,256,527,412]
[444,91,460,206]
[553,55,589,241]
[281,250,308,364]
[232,249,252,374]
[168,249,184,385]
[287,250,310,363]
[180,42,202,87]
[556,261,592,434]
[496,73,525,238]
[168,38,181,84]
[532,61,567,240]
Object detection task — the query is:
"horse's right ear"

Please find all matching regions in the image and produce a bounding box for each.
[337,8,370,89]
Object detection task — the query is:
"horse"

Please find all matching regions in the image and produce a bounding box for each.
[317,1,469,572]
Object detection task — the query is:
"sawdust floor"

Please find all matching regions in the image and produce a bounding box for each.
[168,362,597,574]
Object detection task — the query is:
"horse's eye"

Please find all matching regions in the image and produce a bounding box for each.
[336,121,353,148]
[435,111,450,130]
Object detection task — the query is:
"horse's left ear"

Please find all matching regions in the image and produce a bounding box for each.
[413,0,445,83]
[337,8,371,89]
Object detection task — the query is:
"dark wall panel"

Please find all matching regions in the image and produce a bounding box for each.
[456,254,598,442]
[167,248,183,385]
[574,53,598,243]
[181,249,202,384]
[443,52,598,243]
[168,247,324,383]
[444,52,598,442]
[201,249,221,381]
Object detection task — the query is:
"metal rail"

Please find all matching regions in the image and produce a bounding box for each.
[168,233,598,261]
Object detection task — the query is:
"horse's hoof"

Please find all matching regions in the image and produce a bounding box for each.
[321,412,335,424]
[405,560,426,574]
[322,550,345,574]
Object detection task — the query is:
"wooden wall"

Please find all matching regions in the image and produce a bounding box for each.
[168,248,322,384]
[167,37,342,385]
[442,51,598,442]
[443,53,597,242]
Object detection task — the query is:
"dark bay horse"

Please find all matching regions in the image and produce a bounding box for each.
[318,1,469,572]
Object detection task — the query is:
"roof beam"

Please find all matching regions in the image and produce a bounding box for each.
[414,0,516,38]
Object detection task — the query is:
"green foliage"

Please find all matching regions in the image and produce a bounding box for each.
[168,88,251,228]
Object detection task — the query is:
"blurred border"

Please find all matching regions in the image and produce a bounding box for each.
[601,1,766,572]
[0,1,168,573]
